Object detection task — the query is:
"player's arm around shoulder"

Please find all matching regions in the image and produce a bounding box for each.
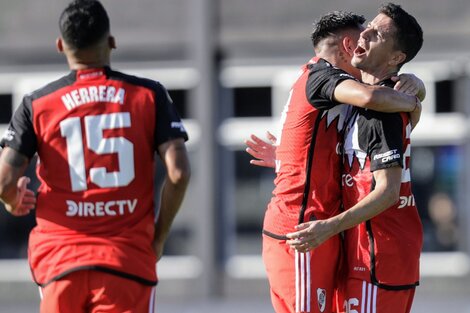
[334,79,419,113]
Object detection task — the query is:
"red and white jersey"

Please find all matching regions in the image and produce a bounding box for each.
[264,58,355,237]
[342,79,422,289]
[0,67,188,286]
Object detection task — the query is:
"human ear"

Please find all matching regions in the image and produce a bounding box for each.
[342,37,355,56]
[390,51,406,66]
[108,36,116,49]
[56,37,64,53]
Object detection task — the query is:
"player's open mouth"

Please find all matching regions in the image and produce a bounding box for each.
[354,45,366,57]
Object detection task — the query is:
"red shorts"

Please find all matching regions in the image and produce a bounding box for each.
[262,233,341,313]
[39,270,156,313]
[342,279,415,313]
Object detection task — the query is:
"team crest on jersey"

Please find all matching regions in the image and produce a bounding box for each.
[320,104,351,132]
[317,288,326,312]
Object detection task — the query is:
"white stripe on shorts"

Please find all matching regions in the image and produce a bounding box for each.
[295,250,300,311]
[38,287,44,300]
[295,251,311,313]
[360,281,377,313]
[148,286,156,313]
[372,284,377,313]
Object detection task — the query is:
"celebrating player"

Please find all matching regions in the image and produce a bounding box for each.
[249,8,424,313]
[0,1,190,312]
[286,4,424,313]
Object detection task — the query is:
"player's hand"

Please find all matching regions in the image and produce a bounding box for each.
[391,73,425,100]
[4,176,36,216]
[410,97,422,130]
[245,131,277,168]
[286,220,334,252]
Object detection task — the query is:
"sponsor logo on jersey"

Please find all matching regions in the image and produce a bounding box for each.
[353,266,366,272]
[398,195,415,209]
[65,199,138,217]
[317,288,326,312]
[373,149,401,163]
[1,129,15,142]
[61,86,126,111]
[342,173,354,187]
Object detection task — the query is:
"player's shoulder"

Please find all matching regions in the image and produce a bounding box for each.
[308,57,332,72]
[26,72,76,102]
[308,58,355,82]
[107,68,165,92]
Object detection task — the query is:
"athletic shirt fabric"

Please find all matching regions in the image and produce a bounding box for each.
[0,67,188,286]
[263,57,355,237]
[342,79,422,289]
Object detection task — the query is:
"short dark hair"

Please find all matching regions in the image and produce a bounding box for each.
[311,11,366,48]
[379,3,423,65]
[59,0,110,50]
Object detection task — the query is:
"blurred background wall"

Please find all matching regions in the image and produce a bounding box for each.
[1,0,470,311]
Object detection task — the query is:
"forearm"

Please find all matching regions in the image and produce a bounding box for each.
[154,176,189,243]
[366,87,417,113]
[284,186,398,251]
[0,175,18,205]
[0,149,28,205]
[334,81,417,113]
[329,187,398,235]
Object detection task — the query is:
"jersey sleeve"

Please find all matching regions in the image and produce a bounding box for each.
[0,96,37,158]
[153,83,188,148]
[367,112,404,171]
[306,61,356,110]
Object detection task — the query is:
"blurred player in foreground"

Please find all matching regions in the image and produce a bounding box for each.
[0,0,190,312]
[247,8,424,313]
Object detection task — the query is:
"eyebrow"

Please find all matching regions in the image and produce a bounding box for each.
[368,22,387,38]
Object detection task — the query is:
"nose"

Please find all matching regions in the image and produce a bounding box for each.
[360,28,370,42]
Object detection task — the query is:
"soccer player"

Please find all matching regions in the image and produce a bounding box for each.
[286,4,423,313]
[0,1,190,312]
[257,9,424,313]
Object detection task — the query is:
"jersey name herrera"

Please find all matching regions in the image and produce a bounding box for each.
[61,85,126,110]
[66,199,138,217]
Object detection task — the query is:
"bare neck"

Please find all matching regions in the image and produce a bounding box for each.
[360,67,398,85]
[65,50,111,70]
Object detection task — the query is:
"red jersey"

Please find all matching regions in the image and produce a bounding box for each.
[0,67,188,286]
[263,58,355,237]
[342,79,422,289]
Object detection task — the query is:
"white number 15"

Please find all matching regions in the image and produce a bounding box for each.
[60,112,135,192]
